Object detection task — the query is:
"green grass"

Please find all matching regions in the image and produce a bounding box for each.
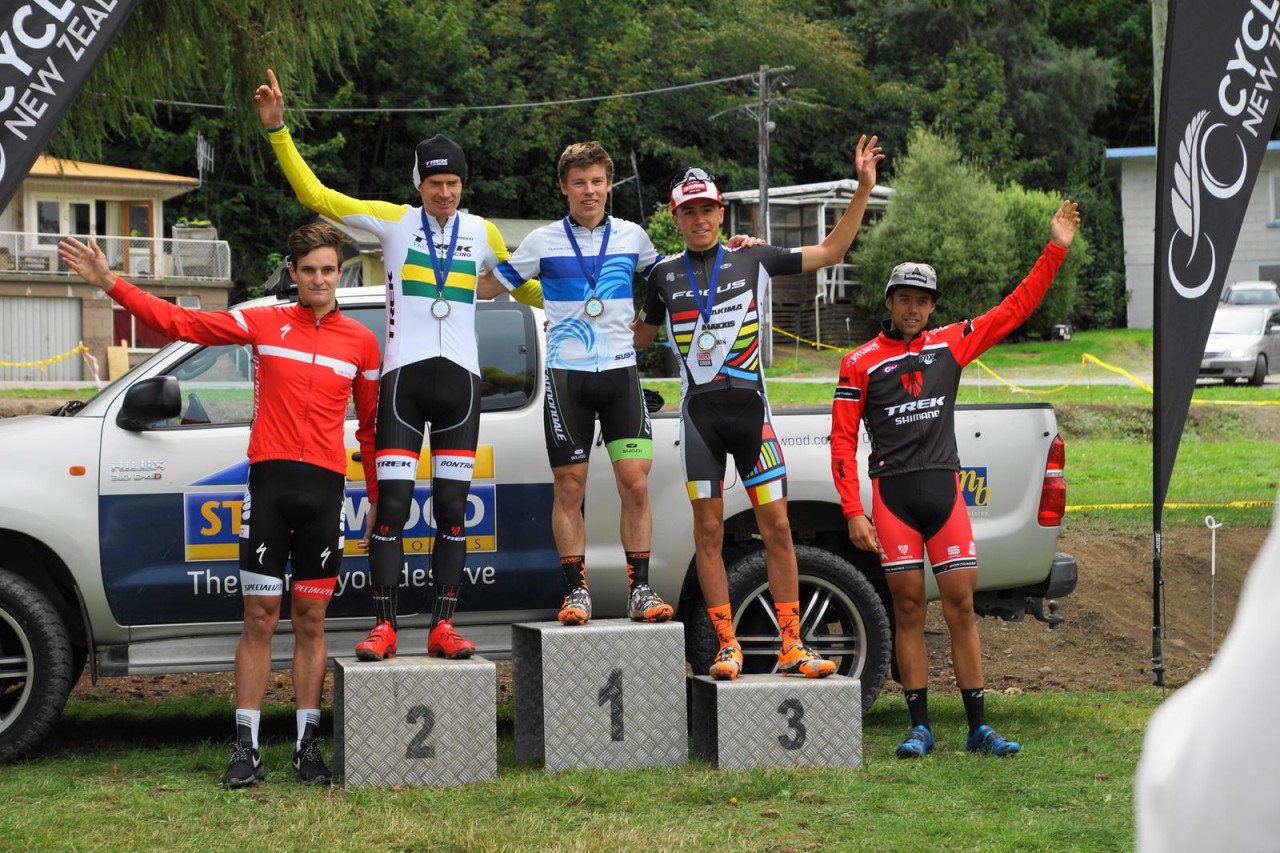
[0,386,96,399]
[2,690,1157,851]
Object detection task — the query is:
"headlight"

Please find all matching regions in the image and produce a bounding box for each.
[1226,348,1248,358]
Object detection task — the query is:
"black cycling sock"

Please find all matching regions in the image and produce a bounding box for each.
[560,555,587,590]
[961,687,987,732]
[905,687,930,730]
[432,584,461,626]
[371,584,398,629]
[625,551,650,588]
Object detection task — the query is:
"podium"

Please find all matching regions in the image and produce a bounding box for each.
[690,674,862,770]
[512,619,687,772]
[333,656,496,787]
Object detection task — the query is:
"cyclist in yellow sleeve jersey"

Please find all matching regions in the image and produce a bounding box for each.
[256,69,541,661]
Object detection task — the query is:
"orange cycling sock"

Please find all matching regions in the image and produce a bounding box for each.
[707,603,737,648]
[774,600,801,648]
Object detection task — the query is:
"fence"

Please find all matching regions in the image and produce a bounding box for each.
[0,231,230,281]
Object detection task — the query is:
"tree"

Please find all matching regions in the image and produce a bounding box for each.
[855,129,1015,326]
[51,0,374,171]
[996,184,1088,338]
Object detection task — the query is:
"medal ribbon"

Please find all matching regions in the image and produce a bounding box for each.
[421,209,461,303]
[682,243,725,325]
[562,216,612,301]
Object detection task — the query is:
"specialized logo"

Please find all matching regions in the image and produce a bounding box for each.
[320,546,332,568]
[256,542,267,566]
[280,323,292,339]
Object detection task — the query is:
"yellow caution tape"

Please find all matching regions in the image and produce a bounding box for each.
[770,326,847,353]
[0,344,90,371]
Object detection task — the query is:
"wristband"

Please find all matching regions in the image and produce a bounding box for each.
[265,123,286,134]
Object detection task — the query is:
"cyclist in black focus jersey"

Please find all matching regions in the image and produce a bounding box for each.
[634,135,882,680]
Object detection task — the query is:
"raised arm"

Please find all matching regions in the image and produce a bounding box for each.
[254,68,286,130]
[57,236,115,290]
[800,134,883,272]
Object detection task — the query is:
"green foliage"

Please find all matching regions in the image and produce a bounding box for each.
[856,129,1014,325]
[53,0,374,172]
[996,184,1088,337]
[645,205,687,256]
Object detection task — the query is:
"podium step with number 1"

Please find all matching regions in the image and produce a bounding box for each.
[512,619,687,772]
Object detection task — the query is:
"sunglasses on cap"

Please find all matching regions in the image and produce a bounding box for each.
[670,167,716,189]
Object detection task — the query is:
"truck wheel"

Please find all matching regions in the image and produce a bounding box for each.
[1250,354,1268,387]
[691,545,892,712]
[0,570,74,762]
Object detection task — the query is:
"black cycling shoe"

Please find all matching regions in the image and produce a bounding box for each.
[222,743,265,789]
[291,738,333,785]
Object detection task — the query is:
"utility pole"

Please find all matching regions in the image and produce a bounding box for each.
[1152,0,1168,132]
[754,64,792,366]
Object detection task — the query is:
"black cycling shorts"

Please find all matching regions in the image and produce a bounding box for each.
[681,387,787,505]
[542,365,652,467]
[374,357,482,485]
[239,460,345,599]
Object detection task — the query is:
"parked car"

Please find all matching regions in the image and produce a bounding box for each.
[1200,305,1280,385]
[1219,280,1280,307]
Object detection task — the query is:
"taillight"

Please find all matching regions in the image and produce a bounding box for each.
[1038,434,1066,526]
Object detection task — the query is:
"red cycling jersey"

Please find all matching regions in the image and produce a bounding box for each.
[830,242,1066,519]
[108,278,381,500]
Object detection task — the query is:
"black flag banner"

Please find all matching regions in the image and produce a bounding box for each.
[0,0,141,214]
[1152,0,1280,684]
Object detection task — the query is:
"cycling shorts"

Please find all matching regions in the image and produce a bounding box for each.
[871,469,977,575]
[374,357,482,485]
[682,387,787,506]
[542,365,652,467]
[239,460,346,599]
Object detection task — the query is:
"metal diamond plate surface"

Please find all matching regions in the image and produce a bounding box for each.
[334,656,496,787]
[691,674,862,770]
[512,619,687,772]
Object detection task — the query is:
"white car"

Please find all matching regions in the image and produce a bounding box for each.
[1200,305,1280,386]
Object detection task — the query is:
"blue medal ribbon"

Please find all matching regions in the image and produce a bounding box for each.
[562,216,612,302]
[421,209,461,302]
[683,243,725,324]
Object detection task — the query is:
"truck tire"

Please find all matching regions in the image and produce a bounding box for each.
[690,545,892,712]
[0,569,74,762]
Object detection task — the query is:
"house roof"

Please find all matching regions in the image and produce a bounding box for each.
[1105,140,1280,160]
[721,179,893,204]
[26,155,198,200]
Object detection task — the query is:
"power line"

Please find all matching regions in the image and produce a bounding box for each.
[155,71,761,114]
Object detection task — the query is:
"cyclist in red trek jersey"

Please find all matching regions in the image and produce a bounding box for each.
[830,200,1080,758]
[59,223,379,788]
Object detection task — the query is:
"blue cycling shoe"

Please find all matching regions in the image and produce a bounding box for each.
[966,724,1021,756]
[894,724,936,759]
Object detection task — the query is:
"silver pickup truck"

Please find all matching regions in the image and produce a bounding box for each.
[0,287,1076,760]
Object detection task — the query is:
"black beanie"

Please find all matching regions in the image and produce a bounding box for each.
[412,134,467,186]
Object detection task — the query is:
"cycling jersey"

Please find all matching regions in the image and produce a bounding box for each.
[494,215,659,371]
[106,277,380,497]
[830,242,1067,518]
[269,127,539,377]
[643,243,802,399]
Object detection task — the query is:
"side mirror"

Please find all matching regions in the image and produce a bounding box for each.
[116,376,181,431]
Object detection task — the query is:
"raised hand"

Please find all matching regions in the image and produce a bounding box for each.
[854,134,884,191]
[56,237,115,290]
[254,68,285,129]
[1049,200,1081,249]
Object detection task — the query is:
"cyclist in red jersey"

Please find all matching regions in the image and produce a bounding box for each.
[59,223,379,788]
[830,200,1080,758]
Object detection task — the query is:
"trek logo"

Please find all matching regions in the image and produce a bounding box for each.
[424,158,449,168]
[884,396,946,417]
[901,371,924,396]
